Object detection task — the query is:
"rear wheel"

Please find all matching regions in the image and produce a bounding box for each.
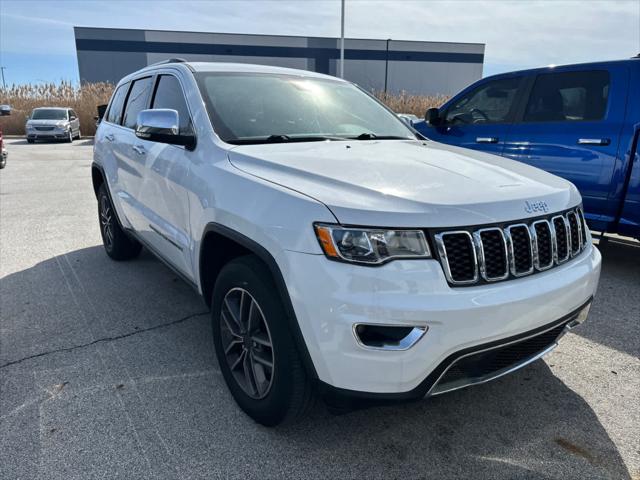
[97,183,142,260]
[212,255,314,426]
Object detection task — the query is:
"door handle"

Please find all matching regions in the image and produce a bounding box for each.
[578,138,610,146]
[476,137,499,144]
[132,145,146,155]
[105,134,115,142]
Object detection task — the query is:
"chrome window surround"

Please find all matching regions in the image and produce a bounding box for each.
[433,206,589,287]
[434,231,479,285]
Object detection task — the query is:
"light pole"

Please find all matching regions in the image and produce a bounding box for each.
[0,67,6,89]
[339,0,345,78]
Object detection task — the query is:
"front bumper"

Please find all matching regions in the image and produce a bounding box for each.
[26,130,69,140]
[281,243,601,395]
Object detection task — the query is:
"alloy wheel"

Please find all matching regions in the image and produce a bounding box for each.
[220,287,275,399]
[100,195,114,250]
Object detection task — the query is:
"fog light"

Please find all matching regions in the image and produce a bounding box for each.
[353,324,427,351]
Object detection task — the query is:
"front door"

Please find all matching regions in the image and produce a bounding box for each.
[423,75,523,156]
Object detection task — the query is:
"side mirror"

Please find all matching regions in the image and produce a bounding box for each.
[70,115,77,121]
[135,109,196,150]
[424,107,441,126]
[97,104,107,120]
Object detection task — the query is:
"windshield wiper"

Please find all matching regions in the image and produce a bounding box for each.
[228,134,346,145]
[348,133,413,140]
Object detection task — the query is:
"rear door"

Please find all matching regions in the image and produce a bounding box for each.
[502,66,628,229]
[424,75,524,156]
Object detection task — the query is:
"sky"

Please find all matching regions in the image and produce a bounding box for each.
[1,0,639,85]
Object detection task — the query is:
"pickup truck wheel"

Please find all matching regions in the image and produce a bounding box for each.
[212,255,314,426]
[97,184,142,260]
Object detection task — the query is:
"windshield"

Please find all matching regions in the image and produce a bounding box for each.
[31,109,67,120]
[195,73,416,144]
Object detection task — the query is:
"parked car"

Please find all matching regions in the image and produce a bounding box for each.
[416,56,640,240]
[26,107,81,143]
[0,128,7,169]
[0,104,11,116]
[93,60,600,426]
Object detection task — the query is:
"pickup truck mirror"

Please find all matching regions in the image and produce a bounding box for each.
[135,109,196,150]
[424,107,441,126]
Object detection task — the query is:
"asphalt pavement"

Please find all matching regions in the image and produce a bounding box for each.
[1,139,638,479]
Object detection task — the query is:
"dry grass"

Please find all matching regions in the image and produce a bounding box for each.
[0,82,114,136]
[0,82,448,136]
[374,90,449,117]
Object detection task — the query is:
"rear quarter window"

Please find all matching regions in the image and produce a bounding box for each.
[106,83,129,125]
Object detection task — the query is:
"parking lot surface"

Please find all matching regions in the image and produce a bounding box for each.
[1,139,639,479]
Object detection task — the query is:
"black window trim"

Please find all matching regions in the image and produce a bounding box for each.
[150,72,196,139]
[515,69,612,125]
[121,75,155,131]
[441,74,526,127]
[104,81,131,127]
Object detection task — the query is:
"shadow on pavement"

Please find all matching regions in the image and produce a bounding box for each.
[0,244,633,479]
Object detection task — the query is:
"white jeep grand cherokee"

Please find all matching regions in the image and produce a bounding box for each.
[93,60,601,426]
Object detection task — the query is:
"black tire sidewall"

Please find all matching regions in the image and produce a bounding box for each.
[97,184,141,260]
[212,257,300,426]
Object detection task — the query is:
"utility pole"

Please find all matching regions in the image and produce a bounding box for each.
[0,67,6,89]
[339,0,345,78]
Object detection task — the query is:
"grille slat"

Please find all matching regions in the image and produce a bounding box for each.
[567,211,581,255]
[552,216,570,263]
[533,220,554,269]
[434,207,589,286]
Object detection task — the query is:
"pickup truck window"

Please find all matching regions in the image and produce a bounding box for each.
[151,75,193,135]
[195,72,415,144]
[122,77,153,130]
[523,70,610,123]
[444,77,521,125]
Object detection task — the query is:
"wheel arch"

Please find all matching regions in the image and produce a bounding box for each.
[199,223,318,380]
[91,162,105,199]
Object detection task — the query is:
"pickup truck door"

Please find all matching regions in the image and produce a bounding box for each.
[128,74,194,278]
[421,75,523,156]
[502,66,629,231]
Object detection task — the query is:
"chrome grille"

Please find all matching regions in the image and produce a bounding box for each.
[551,216,570,263]
[35,126,55,131]
[434,207,590,286]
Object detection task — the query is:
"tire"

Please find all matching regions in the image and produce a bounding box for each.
[67,130,73,143]
[97,183,142,260]
[27,139,34,144]
[211,255,314,426]
[0,160,5,169]
[76,130,82,140]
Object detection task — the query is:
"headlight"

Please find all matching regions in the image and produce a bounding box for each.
[26,124,33,130]
[314,224,431,265]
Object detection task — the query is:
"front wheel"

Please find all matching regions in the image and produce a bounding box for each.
[97,184,142,260]
[211,256,314,426]
[67,130,73,143]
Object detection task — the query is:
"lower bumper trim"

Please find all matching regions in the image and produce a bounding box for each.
[317,298,592,411]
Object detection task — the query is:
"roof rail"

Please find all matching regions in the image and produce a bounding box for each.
[148,58,188,67]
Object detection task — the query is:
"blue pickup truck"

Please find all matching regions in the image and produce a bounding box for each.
[415,56,640,240]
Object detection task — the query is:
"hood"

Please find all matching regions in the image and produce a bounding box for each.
[228,140,581,227]
[27,119,68,126]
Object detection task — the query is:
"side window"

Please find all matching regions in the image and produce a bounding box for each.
[106,83,129,125]
[445,77,521,125]
[523,70,610,123]
[151,75,193,134]
[122,77,153,130]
